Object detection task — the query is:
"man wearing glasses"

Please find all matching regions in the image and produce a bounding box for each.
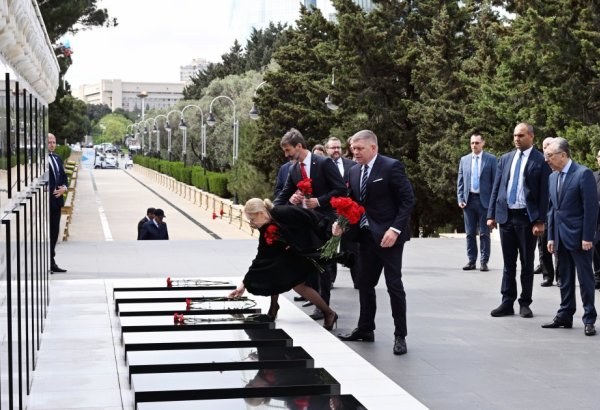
[457,133,497,272]
[487,123,551,319]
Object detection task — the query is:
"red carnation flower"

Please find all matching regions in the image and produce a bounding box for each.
[264,224,280,245]
[212,212,217,219]
[297,178,313,197]
[166,277,172,288]
[320,196,365,259]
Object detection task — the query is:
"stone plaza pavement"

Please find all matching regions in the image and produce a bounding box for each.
[27,166,600,409]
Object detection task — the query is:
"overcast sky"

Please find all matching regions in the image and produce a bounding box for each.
[64,0,335,88]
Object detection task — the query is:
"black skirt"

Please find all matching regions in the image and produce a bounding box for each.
[243,223,320,296]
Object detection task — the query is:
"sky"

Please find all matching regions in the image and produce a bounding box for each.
[64,0,335,89]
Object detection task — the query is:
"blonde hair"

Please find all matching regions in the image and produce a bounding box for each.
[244,198,274,215]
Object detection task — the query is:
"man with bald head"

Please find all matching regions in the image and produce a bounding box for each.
[48,133,68,273]
[487,123,551,318]
[334,130,415,356]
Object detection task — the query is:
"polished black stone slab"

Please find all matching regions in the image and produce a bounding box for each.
[112,278,236,293]
[114,290,257,313]
[127,346,313,377]
[131,368,340,404]
[119,314,274,333]
[136,394,367,409]
[123,329,292,353]
[117,301,261,317]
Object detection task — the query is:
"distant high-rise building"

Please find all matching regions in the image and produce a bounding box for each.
[304,0,317,9]
[352,0,374,12]
[180,58,211,84]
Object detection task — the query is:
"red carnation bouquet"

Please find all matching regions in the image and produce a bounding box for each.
[297,178,313,198]
[320,197,365,259]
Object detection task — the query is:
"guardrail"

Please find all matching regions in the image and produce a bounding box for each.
[132,164,257,236]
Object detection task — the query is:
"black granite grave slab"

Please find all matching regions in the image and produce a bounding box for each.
[136,394,367,409]
[119,314,274,333]
[131,368,340,405]
[123,329,292,353]
[112,278,236,293]
[126,346,313,377]
[117,301,261,316]
[114,290,257,313]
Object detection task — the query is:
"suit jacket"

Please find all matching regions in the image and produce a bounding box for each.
[274,161,293,198]
[137,216,151,240]
[348,155,415,243]
[548,162,598,250]
[274,153,346,220]
[487,147,550,224]
[457,151,497,208]
[48,152,68,208]
[140,220,169,240]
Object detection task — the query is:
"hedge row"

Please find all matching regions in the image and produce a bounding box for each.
[133,156,231,198]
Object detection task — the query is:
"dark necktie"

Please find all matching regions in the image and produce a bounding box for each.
[359,164,369,228]
[49,153,60,177]
[557,171,565,196]
[300,162,308,179]
[508,151,522,205]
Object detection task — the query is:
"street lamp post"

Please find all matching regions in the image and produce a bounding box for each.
[249,81,267,120]
[206,95,239,204]
[153,114,169,158]
[325,70,339,111]
[137,91,148,121]
[179,104,205,168]
[144,117,155,153]
[164,109,181,162]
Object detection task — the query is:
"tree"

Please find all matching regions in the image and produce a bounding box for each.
[95,113,131,144]
[49,95,90,143]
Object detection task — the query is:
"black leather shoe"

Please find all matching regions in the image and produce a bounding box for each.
[338,328,374,342]
[519,305,533,318]
[490,304,514,317]
[584,324,596,336]
[294,295,306,302]
[51,265,67,273]
[462,263,476,271]
[393,337,407,355]
[541,316,573,329]
[480,263,489,272]
[557,279,562,287]
[309,308,324,320]
[533,265,543,275]
[540,279,553,287]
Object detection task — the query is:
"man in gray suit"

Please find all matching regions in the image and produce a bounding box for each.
[543,138,597,336]
[457,133,497,271]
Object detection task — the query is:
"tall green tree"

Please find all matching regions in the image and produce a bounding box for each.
[251,6,339,179]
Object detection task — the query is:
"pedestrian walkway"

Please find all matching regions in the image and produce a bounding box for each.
[28,165,600,410]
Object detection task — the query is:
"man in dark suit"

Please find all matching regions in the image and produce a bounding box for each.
[48,133,68,273]
[487,123,551,319]
[274,128,346,320]
[335,130,415,356]
[593,149,600,290]
[137,207,155,240]
[140,208,169,240]
[326,136,359,287]
[457,133,497,271]
[542,138,597,336]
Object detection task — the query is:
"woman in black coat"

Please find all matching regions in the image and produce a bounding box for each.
[229,198,338,330]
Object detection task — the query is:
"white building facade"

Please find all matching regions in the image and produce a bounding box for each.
[74,80,184,112]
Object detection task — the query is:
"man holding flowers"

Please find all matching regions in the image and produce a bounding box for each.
[333,130,415,356]
[274,128,346,320]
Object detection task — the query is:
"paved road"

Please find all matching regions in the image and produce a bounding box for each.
[68,165,251,241]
